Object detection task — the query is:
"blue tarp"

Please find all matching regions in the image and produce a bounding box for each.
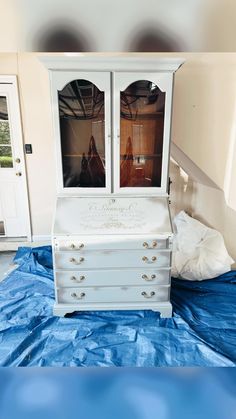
[0,246,235,366]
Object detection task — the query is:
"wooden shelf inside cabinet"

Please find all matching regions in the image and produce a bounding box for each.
[120,154,162,159]
[64,154,105,158]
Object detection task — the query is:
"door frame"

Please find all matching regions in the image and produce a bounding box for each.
[50,71,112,195]
[0,75,31,240]
[113,71,174,195]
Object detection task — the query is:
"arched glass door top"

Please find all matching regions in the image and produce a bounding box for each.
[120,80,165,188]
[58,79,106,188]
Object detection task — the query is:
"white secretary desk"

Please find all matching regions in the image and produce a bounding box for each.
[41,55,185,317]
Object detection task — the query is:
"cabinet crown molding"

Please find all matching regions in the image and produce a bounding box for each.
[39,54,185,73]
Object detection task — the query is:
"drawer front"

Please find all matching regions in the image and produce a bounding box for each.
[54,235,170,251]
[57,285,170,304]
[54,250,171,270]
[55,269,170,287]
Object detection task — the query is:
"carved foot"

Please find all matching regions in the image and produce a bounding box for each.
[152,304,172,318]
[53,305,77,317]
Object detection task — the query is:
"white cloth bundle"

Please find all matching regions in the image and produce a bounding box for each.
[172,211,234,280]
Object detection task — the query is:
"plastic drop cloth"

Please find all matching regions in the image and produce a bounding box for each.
[0,246,235,366]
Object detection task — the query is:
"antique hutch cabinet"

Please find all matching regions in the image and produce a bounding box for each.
[42,55,185,317]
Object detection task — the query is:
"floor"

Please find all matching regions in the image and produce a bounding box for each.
[0,241,50,281]
[0,251,16,282]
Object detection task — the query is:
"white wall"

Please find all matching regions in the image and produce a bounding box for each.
[169,159,236,266]
[17,53,56,237]
[170,53,236,263]
[172,53,236,192]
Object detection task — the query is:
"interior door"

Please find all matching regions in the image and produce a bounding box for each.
[51,71,111,195]
[0,76,31,238]
[113,72,173,195]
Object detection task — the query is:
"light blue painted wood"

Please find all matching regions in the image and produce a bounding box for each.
[55,268,171,288]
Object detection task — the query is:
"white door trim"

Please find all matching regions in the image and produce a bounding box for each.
[0,75,31,241]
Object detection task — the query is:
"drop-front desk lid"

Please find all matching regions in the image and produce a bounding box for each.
[53,196,173,237]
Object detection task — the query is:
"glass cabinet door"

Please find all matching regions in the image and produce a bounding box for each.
[55,72,111,194]
[114,72,173,194]
[0,96,13,168]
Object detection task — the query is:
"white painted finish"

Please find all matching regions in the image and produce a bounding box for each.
[55,249,171,270]
[50,71,111,195]
[53,196,172,236]
[55,268,171,288]
[40,56,185,73]
[57,285,170,304]
[54,235,169,251]
[113,72,173,195]
[171,142,220,189]
[44,57,185,197]
[46,56,184,317]
[53,301,173,318]
[0,76,31,239]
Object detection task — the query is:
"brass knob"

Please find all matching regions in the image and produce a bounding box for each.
[142,256,157,263]
[152,241,157,248]
[16,172,22,176]
[70,275,85,282]
[15,158,21,163]
[70,243,84,250]
[143,242,148,248]
[141,291,155,298]
[71,292,85,299]
[69,257,84,264]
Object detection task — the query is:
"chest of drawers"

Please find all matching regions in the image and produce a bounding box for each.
[52,196,173,317]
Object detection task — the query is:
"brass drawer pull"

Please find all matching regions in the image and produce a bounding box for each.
[70,275,85,282]
[143,241,158,249]
[71,292,85,299]
[142,256,157,263]
[69,257,84,264]
[70,243,84,250]
[141,291,155,298]
[142,274,156,281]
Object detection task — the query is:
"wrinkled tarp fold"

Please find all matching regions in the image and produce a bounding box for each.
[0,246,235,366]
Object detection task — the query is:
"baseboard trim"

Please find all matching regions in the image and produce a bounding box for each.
[0,235,51,251]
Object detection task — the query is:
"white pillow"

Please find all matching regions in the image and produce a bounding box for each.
[172,211,234,280]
